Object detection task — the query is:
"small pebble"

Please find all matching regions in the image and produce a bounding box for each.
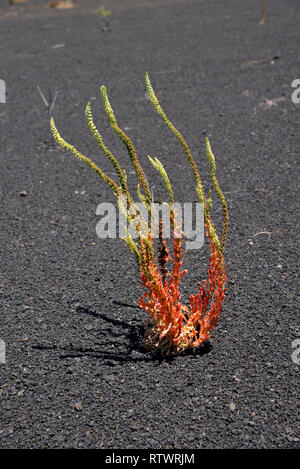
[74,402,83,411]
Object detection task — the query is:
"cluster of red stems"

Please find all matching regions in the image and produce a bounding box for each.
[50,74,229,356]
[139,220,227,356]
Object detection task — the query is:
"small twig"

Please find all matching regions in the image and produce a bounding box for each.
[253,229,280,238]
[37,85,49,109]
[49,88,59,115]
[260,0,266,24]
[37,86,59,117]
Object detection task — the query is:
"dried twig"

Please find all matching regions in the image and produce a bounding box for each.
[253,229,280,238]
[37,86,59,117]
[260,0,266,24]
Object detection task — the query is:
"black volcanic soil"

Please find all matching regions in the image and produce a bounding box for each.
[0,0,299,449]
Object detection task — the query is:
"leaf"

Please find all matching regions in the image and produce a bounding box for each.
[48,1,74,9]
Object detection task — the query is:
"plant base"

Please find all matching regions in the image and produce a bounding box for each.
[142,325,189,357]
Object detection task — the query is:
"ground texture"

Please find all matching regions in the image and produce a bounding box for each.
[0,0,299,449]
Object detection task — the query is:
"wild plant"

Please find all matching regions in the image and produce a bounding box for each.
[50,74,228,356]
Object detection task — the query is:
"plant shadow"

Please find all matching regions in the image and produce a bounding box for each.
[32,304,212,364]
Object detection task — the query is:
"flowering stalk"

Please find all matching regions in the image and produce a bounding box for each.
[50,74,228,356]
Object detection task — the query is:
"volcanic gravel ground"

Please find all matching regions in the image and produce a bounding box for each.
[0,0,299,449]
